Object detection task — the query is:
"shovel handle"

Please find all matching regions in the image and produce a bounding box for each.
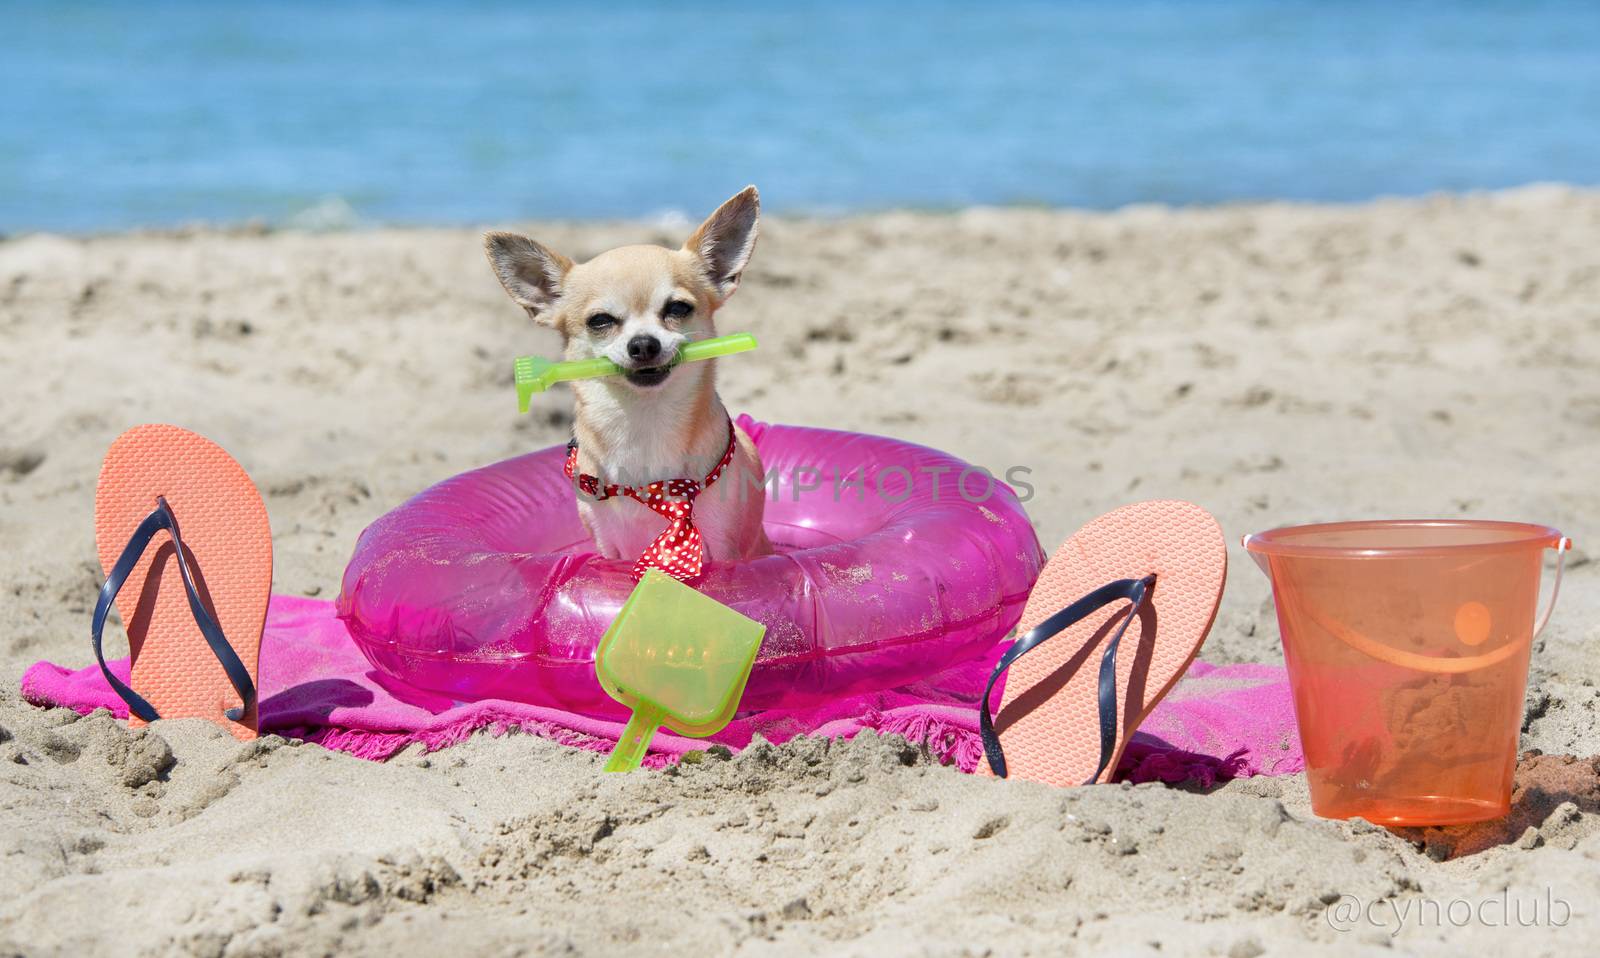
[603,705,663,773]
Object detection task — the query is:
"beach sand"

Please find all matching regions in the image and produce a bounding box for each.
[2,187,1598,956]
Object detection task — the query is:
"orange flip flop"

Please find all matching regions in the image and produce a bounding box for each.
[980,500,1227,786]
[92,425,271,741]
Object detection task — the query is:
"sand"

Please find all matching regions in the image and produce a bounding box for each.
[2,186,1598,956]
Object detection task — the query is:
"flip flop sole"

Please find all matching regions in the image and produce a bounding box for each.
[988,500,1227,786]
[95,425,271,740]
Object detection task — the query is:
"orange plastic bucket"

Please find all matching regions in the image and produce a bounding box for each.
[1243,521,1570,826]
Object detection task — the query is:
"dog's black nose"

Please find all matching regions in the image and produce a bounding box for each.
[627,335,663,363]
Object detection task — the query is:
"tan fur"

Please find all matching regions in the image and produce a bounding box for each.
[484,187,772,562]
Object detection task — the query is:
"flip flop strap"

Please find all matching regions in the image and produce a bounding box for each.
[91,497,257,723]
[980,575,1155,783]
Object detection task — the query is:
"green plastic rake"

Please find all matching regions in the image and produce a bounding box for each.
[513,332,759,413]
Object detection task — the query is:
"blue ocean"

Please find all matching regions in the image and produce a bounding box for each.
[3,1,1597,232]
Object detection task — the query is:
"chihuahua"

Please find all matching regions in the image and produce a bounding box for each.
[484,186,772,569]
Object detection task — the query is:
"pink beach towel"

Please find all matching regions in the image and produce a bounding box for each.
[21,595,1303,783]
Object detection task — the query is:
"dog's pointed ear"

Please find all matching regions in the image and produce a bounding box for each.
[685,186,760,303]
[484,232,573,324]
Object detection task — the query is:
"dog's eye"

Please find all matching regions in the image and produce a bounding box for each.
[663,300,693,319]
[586,313,618,331]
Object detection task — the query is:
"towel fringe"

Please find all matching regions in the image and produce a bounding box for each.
[865,708,987,772]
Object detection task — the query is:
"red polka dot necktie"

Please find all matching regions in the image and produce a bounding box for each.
[564,417,739,583]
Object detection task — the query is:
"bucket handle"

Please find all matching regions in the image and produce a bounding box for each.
[1533,536,1571,641]
[1249,532,1572,675]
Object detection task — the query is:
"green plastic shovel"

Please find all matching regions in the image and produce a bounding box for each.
[514,332,758,413]
[595,570,767,772]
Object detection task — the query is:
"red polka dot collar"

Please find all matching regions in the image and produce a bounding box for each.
[563,416,739,583]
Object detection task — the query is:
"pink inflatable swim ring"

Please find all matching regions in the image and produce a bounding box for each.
[337,416,1044,715]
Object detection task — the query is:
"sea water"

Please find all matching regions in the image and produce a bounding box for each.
[2,0,1597,232]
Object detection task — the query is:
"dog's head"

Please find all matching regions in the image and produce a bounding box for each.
[485,187,759,390]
